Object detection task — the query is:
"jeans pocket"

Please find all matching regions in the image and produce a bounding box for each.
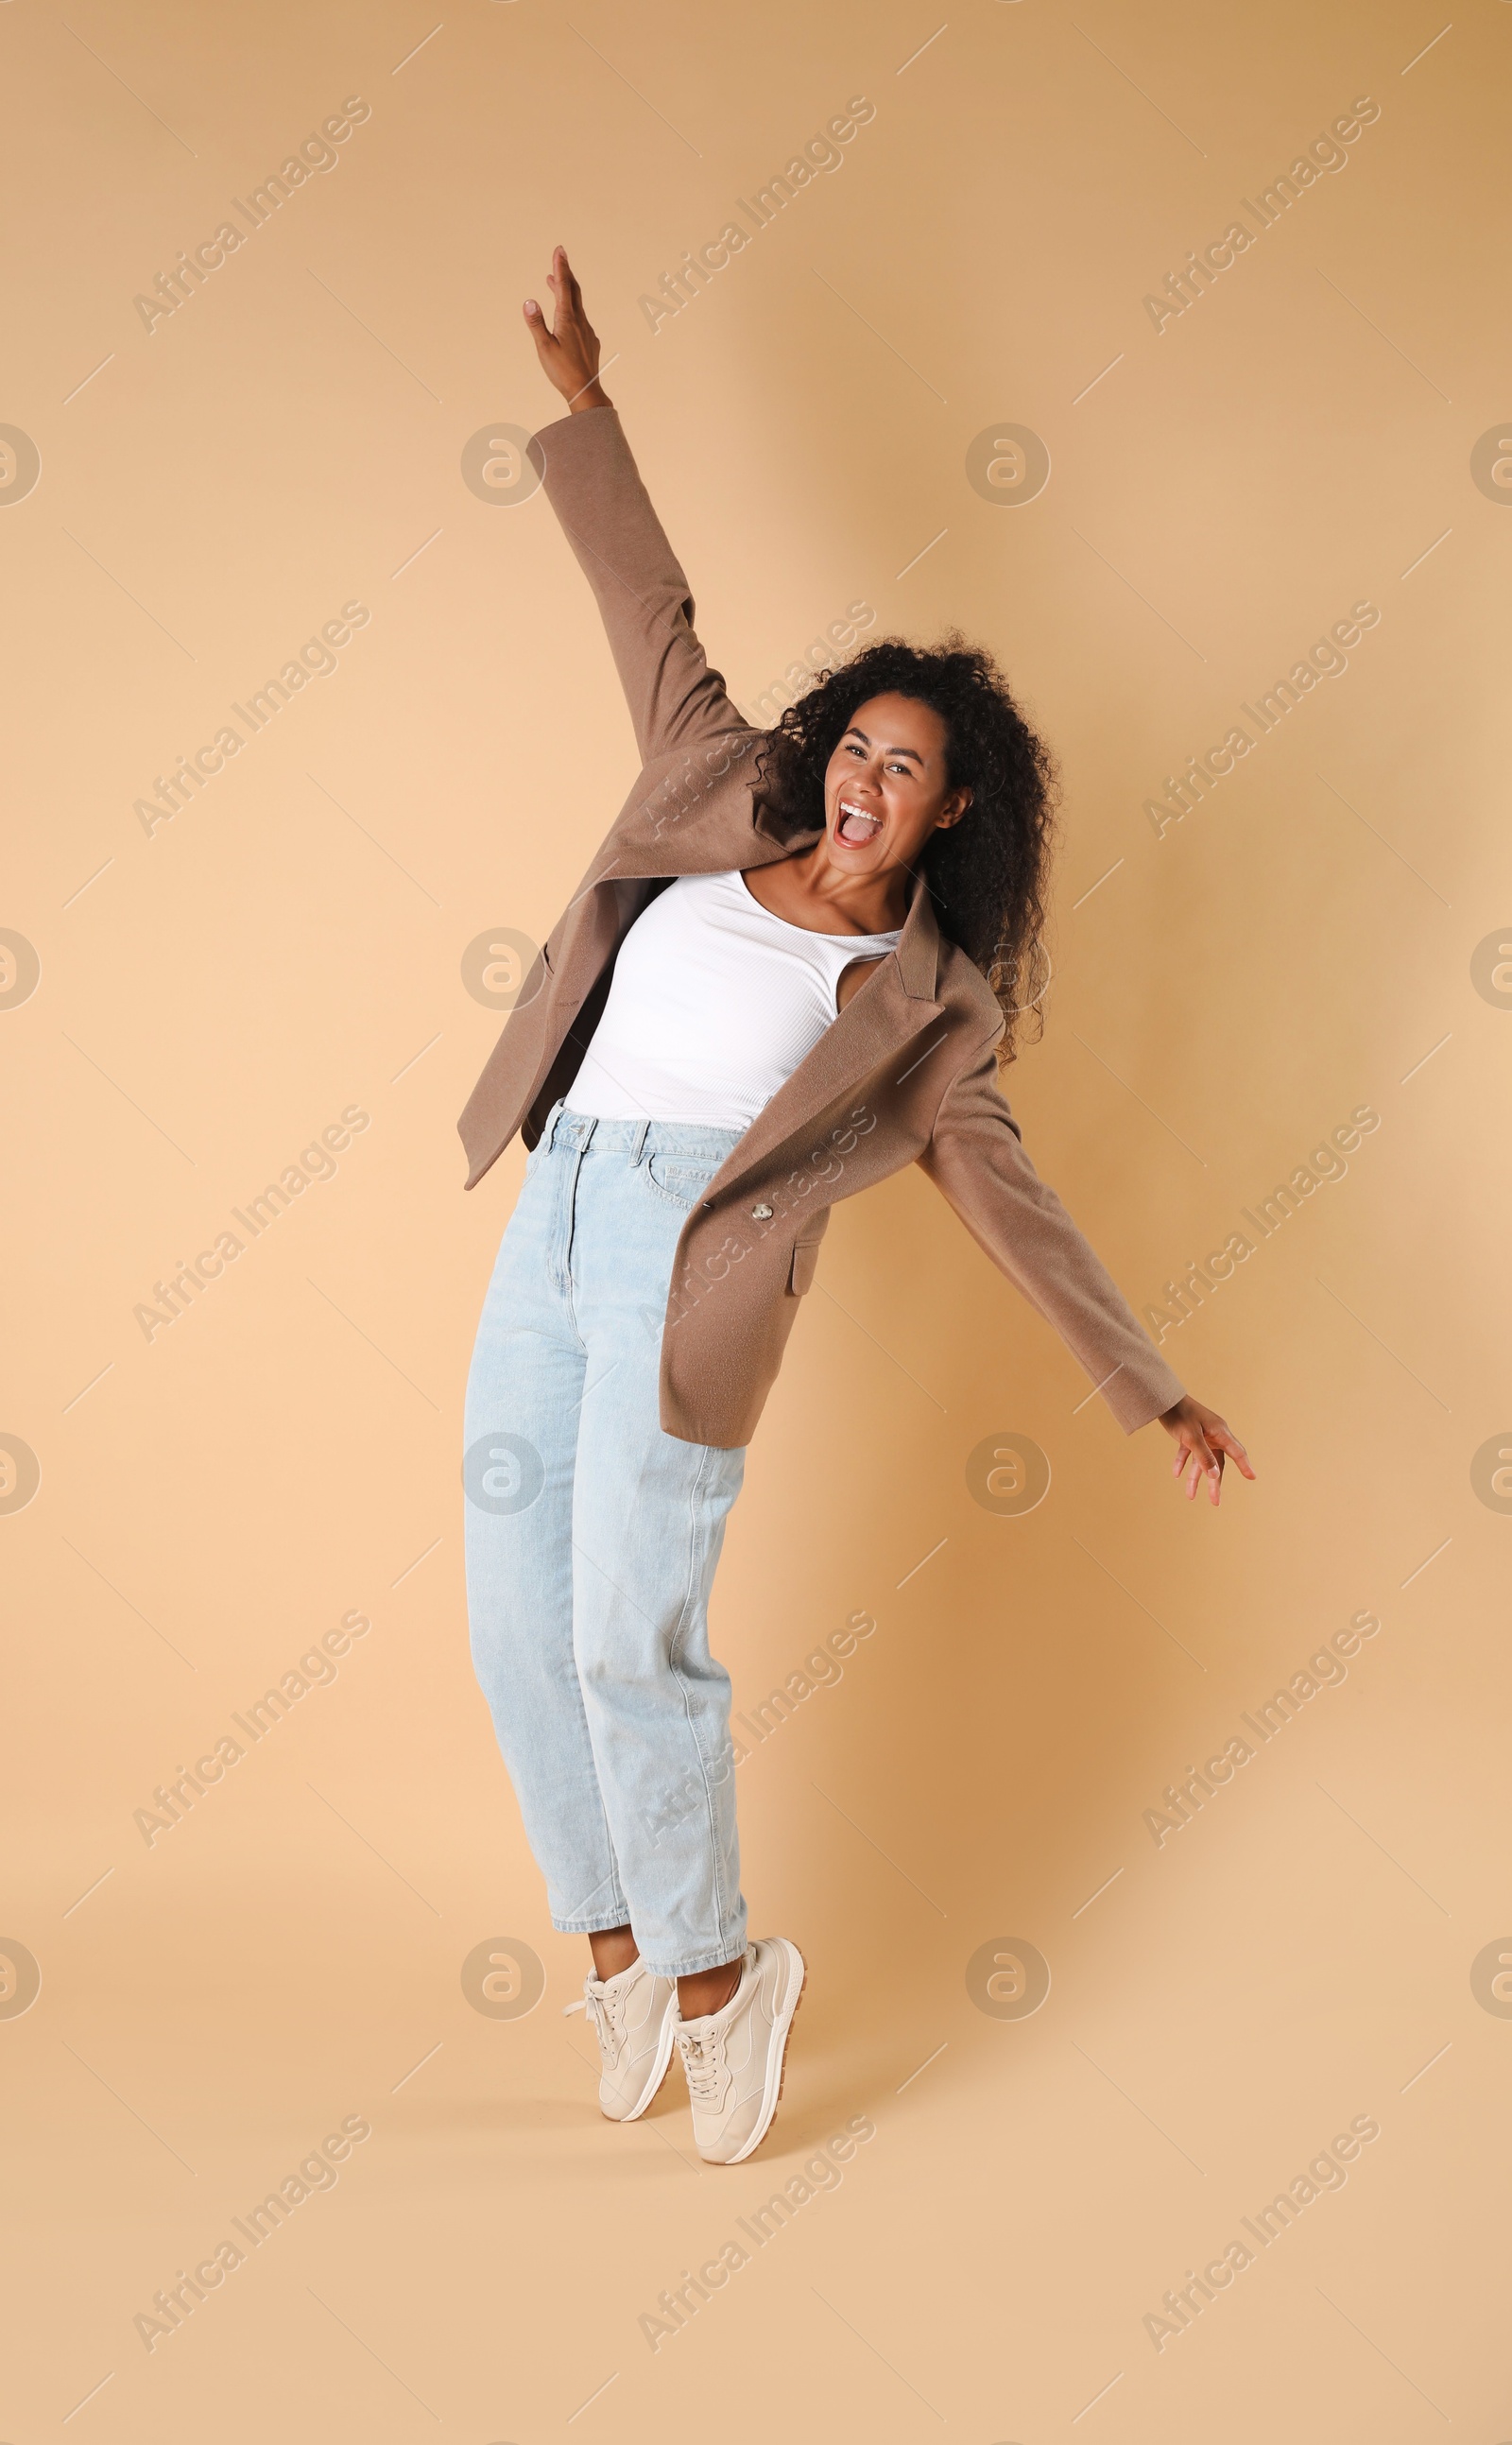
[644,1151,717,1210]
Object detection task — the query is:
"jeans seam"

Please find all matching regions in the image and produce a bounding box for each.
[558,1147,587,1324]
[638,1941,742,1979]
[666,1439,734,1956]
[552,1907,634,1937]
[641,1162,715,1213]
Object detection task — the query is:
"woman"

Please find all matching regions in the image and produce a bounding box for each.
[461,249,1252,2167]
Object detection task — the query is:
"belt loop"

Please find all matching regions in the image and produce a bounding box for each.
[629,1119,650,1167]
[544,1103,563,1153]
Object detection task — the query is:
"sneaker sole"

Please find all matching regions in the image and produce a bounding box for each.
[602,1991,680,2124]
[721,1937,807,2165]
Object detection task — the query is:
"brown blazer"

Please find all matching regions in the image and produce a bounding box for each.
[458,405,1185,1449]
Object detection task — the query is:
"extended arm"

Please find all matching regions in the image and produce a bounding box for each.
[921,1031,1254,1500]
[522,248,745,765]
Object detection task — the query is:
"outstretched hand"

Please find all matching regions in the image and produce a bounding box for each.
[1160,1394,1255,1507]
[524,245,611,414]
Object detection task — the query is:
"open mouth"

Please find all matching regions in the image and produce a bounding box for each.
[835,799,883,847]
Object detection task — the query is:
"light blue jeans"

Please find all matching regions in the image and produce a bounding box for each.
[465,1103,749,1977]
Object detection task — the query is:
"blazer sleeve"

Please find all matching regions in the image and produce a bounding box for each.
[527,405,746,766]
[919,1029,1186,1433]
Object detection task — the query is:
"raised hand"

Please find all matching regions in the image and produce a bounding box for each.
[1160,1394,1256,1507]
[524,246,611,414]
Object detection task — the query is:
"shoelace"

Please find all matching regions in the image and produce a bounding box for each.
[677,2025,726,2109]
[565,1982,625,2063]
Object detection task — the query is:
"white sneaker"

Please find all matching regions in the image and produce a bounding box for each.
[575,1958,679,2122]
[674,1937,805,2163]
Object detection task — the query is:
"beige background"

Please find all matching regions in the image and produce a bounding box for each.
[4,0,1510,2433]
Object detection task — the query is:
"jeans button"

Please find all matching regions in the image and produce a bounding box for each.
[751,1203,773,1219]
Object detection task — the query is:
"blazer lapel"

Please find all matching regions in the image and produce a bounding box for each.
[607,751,813,884]
[706,870,947,1200]
[550,757,819,1007]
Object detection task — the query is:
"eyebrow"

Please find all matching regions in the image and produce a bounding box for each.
[843,725,923,766]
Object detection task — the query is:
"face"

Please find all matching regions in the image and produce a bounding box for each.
[822,693,971,875]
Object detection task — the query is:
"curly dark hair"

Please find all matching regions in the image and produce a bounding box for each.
[752,635,1057,1058]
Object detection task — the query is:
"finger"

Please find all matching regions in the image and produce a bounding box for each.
[1197,1434,1223,1500]
[1184,1429,1220,1501]
[522,298,557,353]
[549,248,582,335]
[1211,1422,1257,1480]
[545,257,573,336]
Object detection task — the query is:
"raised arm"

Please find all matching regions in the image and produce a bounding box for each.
[523,248,744,764]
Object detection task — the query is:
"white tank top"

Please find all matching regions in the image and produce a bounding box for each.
[567,869,902,1131]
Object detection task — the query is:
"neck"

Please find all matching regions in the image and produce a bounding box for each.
[787,836,913,933]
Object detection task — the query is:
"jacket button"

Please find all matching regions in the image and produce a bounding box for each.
[751,1203,773,1219]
